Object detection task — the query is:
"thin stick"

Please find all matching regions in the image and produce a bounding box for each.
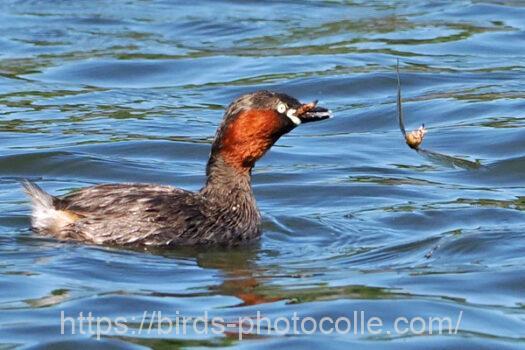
[396,61,427,150]
[396,59,406,136]
[395,60,481,170]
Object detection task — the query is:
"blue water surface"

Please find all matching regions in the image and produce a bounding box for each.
[1,0,525,349]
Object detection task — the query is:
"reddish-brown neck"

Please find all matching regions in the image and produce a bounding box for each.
[217,109,284,173]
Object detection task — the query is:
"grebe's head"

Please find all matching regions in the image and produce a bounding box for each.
[209,90,332,174]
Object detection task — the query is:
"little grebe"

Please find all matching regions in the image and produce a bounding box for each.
[23,90,332,246]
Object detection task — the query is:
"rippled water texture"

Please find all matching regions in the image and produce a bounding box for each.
[1,0,525,349]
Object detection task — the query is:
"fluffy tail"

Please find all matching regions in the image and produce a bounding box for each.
[22,180,55,210]
[21,180,77,234]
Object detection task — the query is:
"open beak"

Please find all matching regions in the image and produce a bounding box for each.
[296,100,333,124]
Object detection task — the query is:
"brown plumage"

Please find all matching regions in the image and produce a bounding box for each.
[23,90,332,247]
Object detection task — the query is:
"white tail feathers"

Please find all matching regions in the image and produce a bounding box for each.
[22,180,77,233]
[22,180,54,210]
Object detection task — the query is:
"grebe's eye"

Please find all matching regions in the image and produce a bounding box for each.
[276,102,287,114]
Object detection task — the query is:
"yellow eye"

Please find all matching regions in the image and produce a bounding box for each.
[277,102,287,114]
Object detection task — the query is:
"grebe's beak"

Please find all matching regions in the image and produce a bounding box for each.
[296,100,333,124]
